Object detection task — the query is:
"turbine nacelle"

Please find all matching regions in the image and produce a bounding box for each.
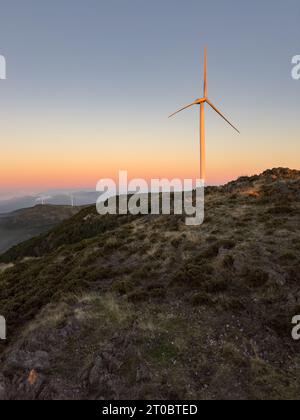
[168,97,206,118]
[169,96,239,134]
[195,98,207,104]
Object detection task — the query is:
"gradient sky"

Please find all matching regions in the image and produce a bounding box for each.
[0,0,299,195]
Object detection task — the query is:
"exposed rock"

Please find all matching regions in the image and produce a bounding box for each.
[6,351,50,372]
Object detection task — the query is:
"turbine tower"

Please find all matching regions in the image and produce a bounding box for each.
[169,48,240,181]
[36,196,45,205]
[68,193,75,207]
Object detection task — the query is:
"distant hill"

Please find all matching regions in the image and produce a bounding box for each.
[0,168,299,400]
[0,205,81,254]
[0,191,101,214]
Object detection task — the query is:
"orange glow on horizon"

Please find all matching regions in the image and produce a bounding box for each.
[1,114,299,193]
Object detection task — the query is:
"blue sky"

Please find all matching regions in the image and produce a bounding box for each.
[0,0,299,193]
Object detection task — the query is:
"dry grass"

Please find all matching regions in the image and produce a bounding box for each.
[0,168,300,399]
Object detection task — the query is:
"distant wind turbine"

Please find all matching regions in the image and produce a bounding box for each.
[36,195,51,205]
[169,48,240,181]
[35,196,45,205]
[69,193,75,207]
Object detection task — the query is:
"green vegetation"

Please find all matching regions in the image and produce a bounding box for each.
[0,168,300,399]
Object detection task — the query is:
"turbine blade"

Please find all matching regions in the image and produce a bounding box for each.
[206,99,240,133]
[203,47,207,97]
[168,101,198,118]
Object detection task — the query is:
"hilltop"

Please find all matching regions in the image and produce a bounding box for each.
[0,168,300,400]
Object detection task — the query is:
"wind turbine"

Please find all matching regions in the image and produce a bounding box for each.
[35,196,45,206]
[36,195,51,205]
[169,48,240,181]
[69,193,75,207]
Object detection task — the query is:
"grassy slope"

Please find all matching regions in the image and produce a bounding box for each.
[0,205,81,254]
[0,168,300,400]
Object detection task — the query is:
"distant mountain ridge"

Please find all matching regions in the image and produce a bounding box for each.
[0,191,101,214]
[0,205,81,254]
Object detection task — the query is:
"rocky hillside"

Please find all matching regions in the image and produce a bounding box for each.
[0,168,300,400]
